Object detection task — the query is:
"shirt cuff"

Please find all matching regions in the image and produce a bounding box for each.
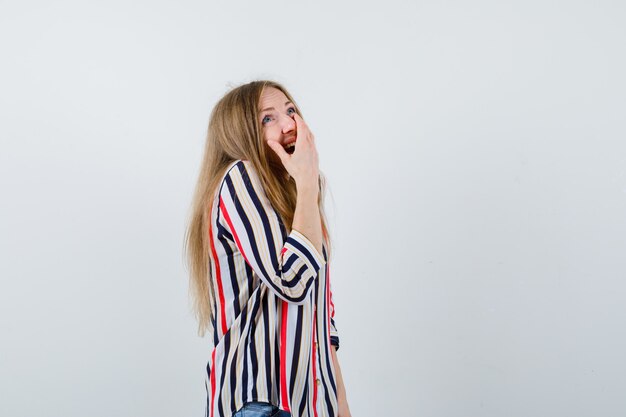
[285,228,326,274]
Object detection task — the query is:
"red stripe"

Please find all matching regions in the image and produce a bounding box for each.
[209,347,216,417]
[219,196,254,269]
[208,209,228,335]
[279,299,291,411]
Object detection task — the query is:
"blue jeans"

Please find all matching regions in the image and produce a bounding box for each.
[232,401,291,417]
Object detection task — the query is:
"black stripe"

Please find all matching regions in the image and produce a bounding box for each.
[204,379,209,417]
[242,344,249,405]
[298,359,310,417]
[216,221,232,241]
[261,293,272,399]
[285,235,322,273]
[218,231,241,318]
[289,305,303,399]
[249,291,261,400]
[240,295,249,405]
[212,314,218,347]
[274,307,281,405]
[245,262,254,299]
[238,163,280,274]
[282,253,298,271]
[217,330,231,417]
[229,346,239,414]
[322,377,334,417]
[282,264,309,288]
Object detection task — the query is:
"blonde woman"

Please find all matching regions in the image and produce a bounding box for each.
[185,80,351,417]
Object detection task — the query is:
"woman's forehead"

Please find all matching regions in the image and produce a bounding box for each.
[260,87,288,104]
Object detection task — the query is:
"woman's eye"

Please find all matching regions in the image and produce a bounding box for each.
[262,108,296,125]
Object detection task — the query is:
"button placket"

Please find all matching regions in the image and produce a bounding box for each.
[312,303,322,408]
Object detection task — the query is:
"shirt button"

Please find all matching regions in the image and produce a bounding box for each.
[314,341,318,349]
[316,378,321,386]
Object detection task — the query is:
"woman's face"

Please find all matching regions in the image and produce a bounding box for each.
[258,87,298,155]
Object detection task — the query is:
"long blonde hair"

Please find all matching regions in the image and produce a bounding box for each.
[183,80,333,337]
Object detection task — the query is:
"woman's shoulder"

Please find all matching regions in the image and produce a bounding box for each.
[220,159,262,192]
[223,159,253,180]
[216,159,270,210]
[214,160,247,208]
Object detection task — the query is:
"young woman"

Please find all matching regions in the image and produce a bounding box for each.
[184,80,351,417]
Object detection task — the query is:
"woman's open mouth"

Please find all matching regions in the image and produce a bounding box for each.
[284,142,296,154]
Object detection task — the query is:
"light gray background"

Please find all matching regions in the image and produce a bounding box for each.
[1,1,625,416]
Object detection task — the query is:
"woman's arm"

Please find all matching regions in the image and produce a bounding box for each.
[218,161,325,304]
[331,346,352,417]
[292,180,323,256]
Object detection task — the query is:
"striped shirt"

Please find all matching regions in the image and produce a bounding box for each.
[205,159,341,417]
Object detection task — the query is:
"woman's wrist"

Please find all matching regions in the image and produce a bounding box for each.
[295,179,319,196]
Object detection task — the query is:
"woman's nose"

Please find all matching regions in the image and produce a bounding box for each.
[282,114,296,133]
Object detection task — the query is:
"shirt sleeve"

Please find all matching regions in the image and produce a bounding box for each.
[217,161,326,305]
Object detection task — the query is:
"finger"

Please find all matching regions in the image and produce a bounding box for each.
[293,113,304,143]
[267,140,289,163]
[294,113,312,145]
[292,114,305,146]
[296,113,310,137]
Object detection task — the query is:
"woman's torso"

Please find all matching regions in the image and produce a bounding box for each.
[204,159,339,417]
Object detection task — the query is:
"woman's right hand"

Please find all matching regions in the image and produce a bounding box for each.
[267,113,320,190]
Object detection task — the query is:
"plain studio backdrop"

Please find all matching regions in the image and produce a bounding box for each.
[1,1,625,416]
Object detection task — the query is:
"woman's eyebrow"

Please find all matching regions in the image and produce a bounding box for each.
[260,101,293,113]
